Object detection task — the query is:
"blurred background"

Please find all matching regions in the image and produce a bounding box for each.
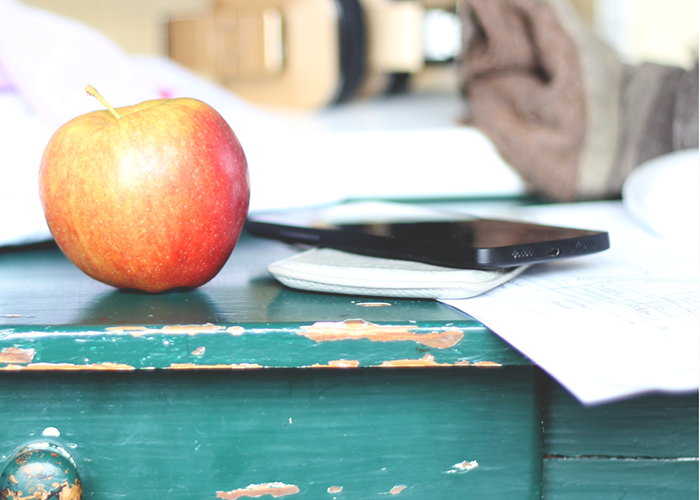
[19,0,699,110]
[18,0,699,65]
[1,0,698,247]
[18,1,697,62]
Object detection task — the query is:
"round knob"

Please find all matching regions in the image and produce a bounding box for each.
[0,442,82,500]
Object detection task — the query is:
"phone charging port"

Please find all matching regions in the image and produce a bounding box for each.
[548,248,561,257]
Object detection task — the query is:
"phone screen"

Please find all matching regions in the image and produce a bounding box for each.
[246,204,610,269]
[333,219,601,247]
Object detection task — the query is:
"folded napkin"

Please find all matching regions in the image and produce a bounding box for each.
[269,248,528,299]
[459,0,698,202]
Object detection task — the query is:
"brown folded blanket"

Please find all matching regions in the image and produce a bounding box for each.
[459,0,698,202]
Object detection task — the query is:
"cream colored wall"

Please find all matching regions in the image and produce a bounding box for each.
[20,0,213,55]
[20,0,699,68]
[594,0,698,67]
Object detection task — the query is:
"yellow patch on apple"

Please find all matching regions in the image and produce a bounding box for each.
[38,86,250,293]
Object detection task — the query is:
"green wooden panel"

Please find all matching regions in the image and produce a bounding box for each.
[543,458,699,500]
[543,378,699,459]
[0,236,530,369]
[1,323,524,369]
[0,366,542,499]
[0,234,472,326]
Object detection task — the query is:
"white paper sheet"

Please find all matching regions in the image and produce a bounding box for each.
[441,201,699,405]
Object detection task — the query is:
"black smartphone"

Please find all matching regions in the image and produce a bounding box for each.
[245,204,610,269]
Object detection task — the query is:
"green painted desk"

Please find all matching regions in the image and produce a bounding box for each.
[1,232,697,499]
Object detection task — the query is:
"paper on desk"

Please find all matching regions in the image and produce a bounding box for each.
[0,0,524,247]
[441,201,699,405]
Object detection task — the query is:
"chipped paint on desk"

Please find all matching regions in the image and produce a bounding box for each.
[169,363,264,370]
[298,320,464,348]
[106,324,245,336]
[388,485,408,495]
[378,353,462,367]
[0,362,136,371]
[216,482,300,499]
[0,320,529,370]
[446,460,480,473]
[311,359,361,368]
[0,347,36,364]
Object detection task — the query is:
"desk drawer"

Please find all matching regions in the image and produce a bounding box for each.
[542,378,699,499]
[1,366,542,499]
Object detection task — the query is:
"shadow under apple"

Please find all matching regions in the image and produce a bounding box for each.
[77,288,222,326]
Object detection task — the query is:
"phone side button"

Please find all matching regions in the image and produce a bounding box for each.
[280,230,321,242]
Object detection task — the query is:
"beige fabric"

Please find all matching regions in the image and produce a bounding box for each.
[459,0,699,202]
[268,247,529,299]
[460,0,587,201]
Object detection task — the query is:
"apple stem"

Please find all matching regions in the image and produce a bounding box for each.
[86,85,122,120]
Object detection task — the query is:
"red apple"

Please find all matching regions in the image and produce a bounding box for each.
[38,86,249,293]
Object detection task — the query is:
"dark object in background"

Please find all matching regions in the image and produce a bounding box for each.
[168,0,459,109]
[459,0,698,202]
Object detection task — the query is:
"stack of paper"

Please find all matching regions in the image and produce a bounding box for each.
[442,201,699,405]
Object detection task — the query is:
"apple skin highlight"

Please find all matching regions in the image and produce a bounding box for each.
[39,97,250,293]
